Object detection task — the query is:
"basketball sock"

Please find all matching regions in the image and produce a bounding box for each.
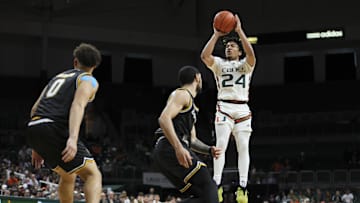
[239,179,247,188]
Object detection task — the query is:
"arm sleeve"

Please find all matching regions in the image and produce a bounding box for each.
[190,138,211,155]
[79,75,98,88]
[78,75,98,102]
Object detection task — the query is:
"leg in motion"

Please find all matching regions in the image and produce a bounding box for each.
[181,167,219,203]
[76,161,102,203]
[214,121,233,203]
[53,167,76,203]
[213,121,233,186]
[233,119,252,203]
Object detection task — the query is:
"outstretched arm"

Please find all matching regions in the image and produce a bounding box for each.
[234,14,256,67]
[190,126,222,159]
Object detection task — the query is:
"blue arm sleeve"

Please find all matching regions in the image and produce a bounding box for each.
[80,75,98,88]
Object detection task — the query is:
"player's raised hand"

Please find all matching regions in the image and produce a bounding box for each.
[175,146,193,168]
[211,146,222,159]
[213,24,229,37]
[62,137,77,163]
[234,14,242,32]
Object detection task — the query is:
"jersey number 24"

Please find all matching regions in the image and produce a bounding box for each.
[221,74,245,88]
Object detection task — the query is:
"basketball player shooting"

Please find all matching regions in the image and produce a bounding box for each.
[200,13,256,203]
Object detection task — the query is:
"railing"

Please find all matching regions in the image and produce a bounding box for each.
[0,196,84,203]
[222,168,360,189]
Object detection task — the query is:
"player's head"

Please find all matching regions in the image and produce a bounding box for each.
[223,36,243,60]
[178,65,202,93]
[73,43,102,70]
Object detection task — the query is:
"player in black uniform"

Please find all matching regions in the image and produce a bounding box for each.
[153,66,222,203]
[25,43,102,203]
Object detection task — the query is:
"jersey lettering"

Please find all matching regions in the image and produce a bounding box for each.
[56,72,76,78]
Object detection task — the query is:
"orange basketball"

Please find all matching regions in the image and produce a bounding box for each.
[213,10,236,33]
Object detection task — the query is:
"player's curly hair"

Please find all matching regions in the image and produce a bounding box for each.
[222,35,243,52]
[73,43,102,68]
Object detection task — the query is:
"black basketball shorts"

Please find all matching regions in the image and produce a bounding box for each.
[26,120,94,173]
[152,136,207,193]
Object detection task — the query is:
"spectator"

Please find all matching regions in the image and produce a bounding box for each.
[6,172,19,187]
[120,190,130,203]
[304,188,314,202]
[324,190,332,203]
[314,188,325,203]
[23,173,39,188]
[332,190,342,203]
[136,192,145,203]
[24,189,31,197]
[342,189,354,203]
[288,189,299,203]
[107,190,120,203]
[164,195,177,203]
[153,193,162,203]
[100,191,109,203]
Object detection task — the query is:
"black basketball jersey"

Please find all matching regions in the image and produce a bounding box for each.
[33,69,95,125]
[157,88,199,147]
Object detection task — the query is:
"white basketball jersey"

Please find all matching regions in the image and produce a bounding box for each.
[209,56,254,101]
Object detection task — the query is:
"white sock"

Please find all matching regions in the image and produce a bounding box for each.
[239,179,247,188]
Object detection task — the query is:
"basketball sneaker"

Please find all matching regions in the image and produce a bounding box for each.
[235,187,248,203]
[218,186,223,203]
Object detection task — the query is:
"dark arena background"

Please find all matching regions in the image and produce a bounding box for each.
[1,0,360,202]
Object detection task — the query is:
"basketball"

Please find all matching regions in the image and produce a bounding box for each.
[213,10,236,33]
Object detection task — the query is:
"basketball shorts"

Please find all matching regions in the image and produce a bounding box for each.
[26,120,94,173]
[215,101,252,131]
[152,136,208,193]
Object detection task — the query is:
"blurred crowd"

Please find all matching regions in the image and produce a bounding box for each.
[0,144,183,202]
[99,187,182,203]
[264,188,355,203]
[0,144,358,203]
